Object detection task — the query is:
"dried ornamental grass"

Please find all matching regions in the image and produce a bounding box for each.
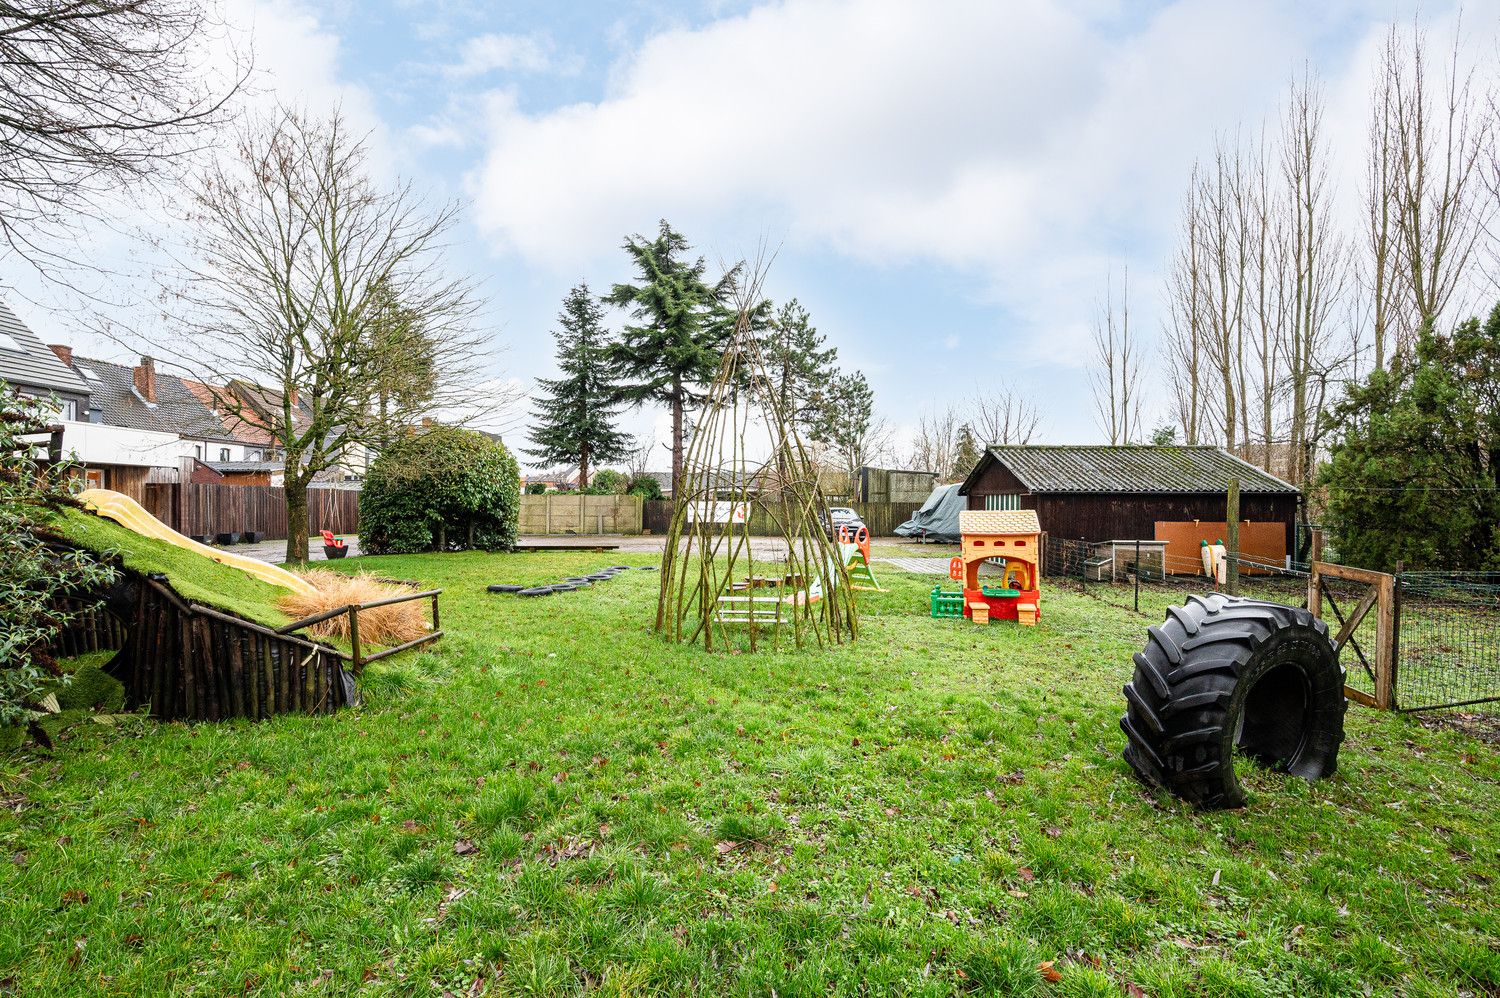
[279,569,429,645]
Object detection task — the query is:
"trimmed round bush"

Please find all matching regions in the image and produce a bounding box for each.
[359,425,521,555]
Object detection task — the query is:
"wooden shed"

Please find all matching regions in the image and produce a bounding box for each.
[958,445,1301,572]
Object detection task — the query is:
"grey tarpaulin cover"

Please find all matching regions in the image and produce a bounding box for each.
[893,483,964,543]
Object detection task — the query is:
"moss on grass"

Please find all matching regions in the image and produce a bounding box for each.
[41,506,295,629]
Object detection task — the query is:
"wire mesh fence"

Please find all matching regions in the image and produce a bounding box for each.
[1043,538,1500,714]
[1395,573,1500,712]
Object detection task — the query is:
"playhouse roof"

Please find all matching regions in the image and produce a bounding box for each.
[958,509,1041,536]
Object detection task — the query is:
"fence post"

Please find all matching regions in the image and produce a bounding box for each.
[1225,476,1240,596]
[1375,571,1396,710]
[1134,539,1140,613]
[1390,561,1403,710]
[348,605,361,675]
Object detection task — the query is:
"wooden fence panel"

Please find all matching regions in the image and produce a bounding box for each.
[140,483,359,540]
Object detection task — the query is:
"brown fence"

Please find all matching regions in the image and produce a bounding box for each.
[639,499,921,536]
[142,483,360,540]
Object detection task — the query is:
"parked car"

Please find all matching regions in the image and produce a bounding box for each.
[825,506,867,538]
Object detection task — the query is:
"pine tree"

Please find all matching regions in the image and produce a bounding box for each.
[527,283,633,489]
[765,299,837,433]
[605,221,737,494]
[1321,305,1500,571]
[952,423,980,479]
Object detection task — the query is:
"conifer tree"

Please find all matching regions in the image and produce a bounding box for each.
[605,221,737,494]
[766,299,838,434]
[527,283,632,489]
[952,423,981,479]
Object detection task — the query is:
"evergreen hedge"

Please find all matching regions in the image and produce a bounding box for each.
[359,426,520,554]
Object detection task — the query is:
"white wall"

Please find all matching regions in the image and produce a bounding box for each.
[57,420,199,469]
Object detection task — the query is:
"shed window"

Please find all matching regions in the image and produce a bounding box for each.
[984,494,1021,511]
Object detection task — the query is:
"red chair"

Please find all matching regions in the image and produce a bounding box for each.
[320,529,344,549]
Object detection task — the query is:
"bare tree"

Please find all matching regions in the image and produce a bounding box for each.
[970,383,1040,445]
[906,405,959,476]
[1089,266,1141,445]
[1196,138,1252,451]
[0,2,245,281]
[1365,38,1404,371]
[1163,165,1206,445]
[1386,20,1488,339]
[1241,124,1287,472]
[1280,71,1350,488]
[151,108,494,563]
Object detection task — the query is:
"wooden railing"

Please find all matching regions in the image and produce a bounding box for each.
[276,588,443,674]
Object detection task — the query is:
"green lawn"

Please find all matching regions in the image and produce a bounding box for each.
[2,549,1497,996]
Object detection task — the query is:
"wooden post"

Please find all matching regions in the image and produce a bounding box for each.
[348,605,361,675]
[1307,560,1322,619]
[1225,476,1240,596]
[1375,571,1396,710]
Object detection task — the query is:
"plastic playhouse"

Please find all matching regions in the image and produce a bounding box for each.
[838,525,885,591]
[929,509,1042,626]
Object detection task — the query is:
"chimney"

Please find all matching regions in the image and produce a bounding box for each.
[48,344,73,367]
[133,356,157,404]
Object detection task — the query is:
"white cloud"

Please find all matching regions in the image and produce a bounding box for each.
[449,32,555,77]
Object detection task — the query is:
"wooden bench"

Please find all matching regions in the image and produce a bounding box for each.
[1017,602,1038,627]
[968,601,990,625]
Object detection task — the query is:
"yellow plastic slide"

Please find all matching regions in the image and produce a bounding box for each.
[77,488,316,596]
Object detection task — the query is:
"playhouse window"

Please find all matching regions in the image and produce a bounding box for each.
[974,540,986,546]
[1014,540,1025,546]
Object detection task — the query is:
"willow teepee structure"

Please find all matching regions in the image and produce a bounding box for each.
[656,264,857,651]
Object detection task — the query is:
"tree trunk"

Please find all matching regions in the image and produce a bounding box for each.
[670,376,684,497]
[579,444,590,494]
[284,475,310,565]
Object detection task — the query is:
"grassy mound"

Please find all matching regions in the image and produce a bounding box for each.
[41,506,295,630]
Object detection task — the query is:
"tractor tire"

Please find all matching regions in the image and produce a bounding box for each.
[1120,594,1346,810]
[517,587,554,597]
[487,584,524,593]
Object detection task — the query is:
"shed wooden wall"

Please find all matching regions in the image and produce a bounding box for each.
[964,460,1297,552]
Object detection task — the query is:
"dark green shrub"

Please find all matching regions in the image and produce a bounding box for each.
[626,474,663,500]
[2,386,117,740]
[525,482,547,495]
[359,425,520,554]
[584,468,627,495]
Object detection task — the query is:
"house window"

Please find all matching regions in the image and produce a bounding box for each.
[984,494,1021,511]
[219,448,230,461]
[194,445,202,459]
[0,331,20,352]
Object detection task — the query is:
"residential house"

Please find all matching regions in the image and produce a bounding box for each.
[0,299,256,498]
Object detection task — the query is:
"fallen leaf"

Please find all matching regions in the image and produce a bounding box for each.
[1126,985,1147,998]
[1037,960,1062,983]
[1044,826,1062,838]
[1017,867,1035,882]
[453,839,477,856]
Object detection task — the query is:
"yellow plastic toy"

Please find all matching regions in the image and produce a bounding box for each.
[77,488,316,596]
[953,509,1042,626]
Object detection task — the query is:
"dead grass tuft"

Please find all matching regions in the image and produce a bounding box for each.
[279,569,429,645]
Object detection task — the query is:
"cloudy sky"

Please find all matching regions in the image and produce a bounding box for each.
[12,0,1495,470]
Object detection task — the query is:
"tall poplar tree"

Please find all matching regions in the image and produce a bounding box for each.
[605,221,737,494]
[527,283,632,489]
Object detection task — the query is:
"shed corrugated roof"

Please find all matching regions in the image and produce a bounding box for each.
[961,445,1298,495]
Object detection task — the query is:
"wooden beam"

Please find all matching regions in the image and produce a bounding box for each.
[1331,585,1379,652]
